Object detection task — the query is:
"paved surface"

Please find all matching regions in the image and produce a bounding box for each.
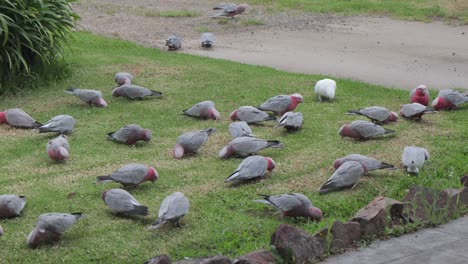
[321,216,468,264]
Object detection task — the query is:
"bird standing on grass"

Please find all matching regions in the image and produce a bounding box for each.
[339,120,395,140]
[96,163,158,187]
[212,3,248,18]
[101,189,149,216]
[165,35,182,51]
[46,134,70,161]
[230,106,276,124]
[219,136,284,159]
[182,101,221,120]
[173,128,216,159]
[225,155,275,183]
[319,161,368,194]
[255,193,322,221]
[64,87,107,107]
[410,85,430,106]
[112,84,163,100]
[402,146,429,175]
[148,192,189,230]
[346,106,398,125]
[0,108,42,129]
[0,195,26,219]
[314,78,336,102]
[107,124,152,145]
[400,103,437,120]
[257,93,303,116]
[38,115,75,134]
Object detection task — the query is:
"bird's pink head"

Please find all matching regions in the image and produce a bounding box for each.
[265,157,276,172]
[146,167,158,183]
[308,206,323,221]
[229,109,238,121]
[208,108,221,120]
[101,190,108,201]
[0,111,6,124]
[96,98,107,108]
[173,144,185,159]
[112,88,122,97]
[142,129,152,142]
[431,97,449,110]
[288,94,303,112]
[238,4,248,12]
[416,85,428,95]
[219,145,234,159]
[388,112,399,122]
[58,147,69,160]
[332,158,342,170]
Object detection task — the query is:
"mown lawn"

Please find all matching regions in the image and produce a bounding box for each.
[0,32,466,263]
[249,0,468,23]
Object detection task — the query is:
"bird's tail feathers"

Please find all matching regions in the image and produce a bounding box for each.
[64,87,76,94]
[345,110,362,116]
[96,176,113,184]
[379,162,397,170]
[71,213,85,220]
[267,140,284,149]
[128,205,149,216]
[384,129,396,134]
[150,90,163,97]
[266,115,277,121]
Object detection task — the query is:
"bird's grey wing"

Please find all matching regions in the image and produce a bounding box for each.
[162,196,189,220]
[111,127,134,142]
[267,194,302,212]
[242,156,267,179]
[360,106,389,122]
[111,164,148,184]
[258,96,290,112]
[124,85,151,99]
[447,90,468,105]
[6,109,38,127]
[74,89,100,103]
[352,121,386,138]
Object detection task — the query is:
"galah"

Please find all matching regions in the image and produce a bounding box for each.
[219,136,284,159]
[314,78,336,101]
[173,128,216,159]
[107,124,151,145]
[400,103,437,120]
[46,134,70,161]
[275,111,303,131]
[182,101,220,120]
[212,3,248,18]
[410,85,430,106]
[254,193,322,221]
[319,161,368,194]
[27,212,84,248]
[112,84,163,100]
[346,106,398,124]
[165,35,182,51]
[96,163,158,187]
[115,72,133,86]
[0,108,42,128]
[38,115,75,134]
[101,188,149,216]
[257,93,303,116]
[225,155,275,183]
[201,33,214,48]
[431,89,468,110]
[339,120,395,140]
[64,87,107,107]
[402,146,429,174]
[0,194,26,218]
[148,192,189,230]
[333,154,395,171]
[230,106,276,124]
[228,121,254,138]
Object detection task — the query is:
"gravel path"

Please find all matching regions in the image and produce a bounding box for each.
[75,0,468,90]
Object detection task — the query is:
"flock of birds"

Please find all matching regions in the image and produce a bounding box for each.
[165,3,249,51]
[1,2,468,252]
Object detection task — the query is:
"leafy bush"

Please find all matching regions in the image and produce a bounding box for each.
[0,0,79,94]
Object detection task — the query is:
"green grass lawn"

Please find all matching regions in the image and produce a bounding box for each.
[249,0,468,23]
[0,32,467,263]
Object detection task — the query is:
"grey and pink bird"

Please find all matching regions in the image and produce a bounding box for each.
[219,136,284,159]
[314,78,336,102]
[230,106,276,124]
[257,93,303,116]
[402,146,429,174]
[400,103,437,120]
[228,121,254,138]
[319,161,368,194]
[0,108,42,129]
[96,163,158,187]
[346,106,398,124]
[225,155,275,183]
[64,87,107,107]
[255,193,322,221]
[0,194,26,219]
[165,35,182,51]
[107,124,151,145]
[115,72,133,86]
[333,154,395,171]
[46,135,70,161]
[101,188,149,216]
[431,89,468,110]
[201,33,214,48]
[182,101,220,120]
[148,192,189,230]
[212,3,248,18]
[275,111,303,131]
[173,128,216,159]
[339,120,395,140]
[112,84,163,100]
[26,212,84,248]
[38,115,75,134]
[410,85,430,106]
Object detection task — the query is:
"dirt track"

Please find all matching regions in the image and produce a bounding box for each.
[75,0,468,90]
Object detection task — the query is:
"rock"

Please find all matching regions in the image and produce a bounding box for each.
[175,256,232,264]
[402,185,457,223]
[270,224,324,264]
[313,221,361,251]
[233,250,277,264]
[351,196,389,236]
[461,175,468,187]
[447,187,468,207]
[144,254,171,264]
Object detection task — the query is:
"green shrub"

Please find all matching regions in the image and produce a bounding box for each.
[0,0,79,95]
